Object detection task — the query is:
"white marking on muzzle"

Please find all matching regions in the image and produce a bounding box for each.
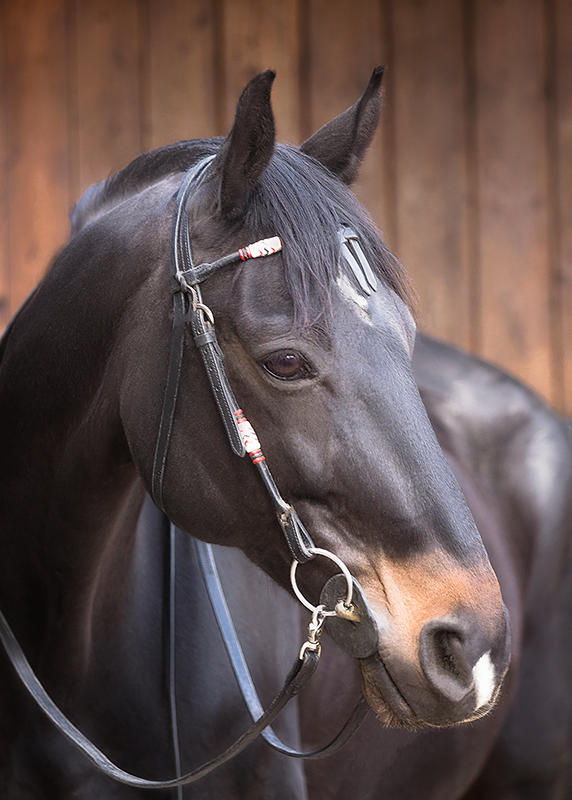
[473,652,495,709]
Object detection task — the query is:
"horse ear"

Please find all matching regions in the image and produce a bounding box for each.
[212,69,276,218]
[300,67,384,184]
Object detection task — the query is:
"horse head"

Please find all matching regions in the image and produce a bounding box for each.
[107,70,510,729]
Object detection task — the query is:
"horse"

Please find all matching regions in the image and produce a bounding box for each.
[0,66,562,798]
[301,332,572,799]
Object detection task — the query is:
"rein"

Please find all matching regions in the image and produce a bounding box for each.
[0,157,375,789]
[0,606,321,789]
[194,535,370,758]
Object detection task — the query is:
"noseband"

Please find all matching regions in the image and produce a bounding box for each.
[0,156,380,788]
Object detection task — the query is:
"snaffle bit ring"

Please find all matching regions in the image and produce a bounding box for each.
[290,547,354,617]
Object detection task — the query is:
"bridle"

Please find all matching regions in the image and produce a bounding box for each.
[152,155,317,566]
[0,156,381,789]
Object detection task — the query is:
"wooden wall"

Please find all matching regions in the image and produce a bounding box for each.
[1,0,571,411]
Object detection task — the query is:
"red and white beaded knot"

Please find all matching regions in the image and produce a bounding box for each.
[239,237,282,261]
[235,409,265,464]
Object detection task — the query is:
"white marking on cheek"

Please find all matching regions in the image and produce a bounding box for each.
[473,652,495,709]
[336,273,372,323]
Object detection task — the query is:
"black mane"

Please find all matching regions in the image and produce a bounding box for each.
[71,140,413,325]
[70,139,222,236]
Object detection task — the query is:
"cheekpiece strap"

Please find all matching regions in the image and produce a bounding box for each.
[173,156,246,459]
[154,156,316,562]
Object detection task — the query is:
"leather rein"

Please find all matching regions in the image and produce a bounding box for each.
[0,157,374,789]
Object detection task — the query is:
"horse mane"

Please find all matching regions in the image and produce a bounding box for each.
[69,139,222,236]
[70,140,414,325]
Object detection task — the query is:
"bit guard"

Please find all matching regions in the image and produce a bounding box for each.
[320,575,379,659]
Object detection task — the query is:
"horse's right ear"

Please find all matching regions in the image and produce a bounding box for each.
[300,67,384,184]
[211,70,276,219]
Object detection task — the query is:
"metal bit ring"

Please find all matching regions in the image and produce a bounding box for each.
[290,547,353,617]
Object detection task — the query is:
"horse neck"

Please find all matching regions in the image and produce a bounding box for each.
[0,268,149,662]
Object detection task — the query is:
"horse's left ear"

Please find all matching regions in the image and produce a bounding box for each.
[300,67,384,185]
[212,69,276,218]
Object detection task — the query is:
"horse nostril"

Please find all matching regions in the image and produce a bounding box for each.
[432,629,471,683]
[419,618,486,705]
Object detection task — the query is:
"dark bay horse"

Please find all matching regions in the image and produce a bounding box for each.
[0,67,565,798]
[301,333,572,799]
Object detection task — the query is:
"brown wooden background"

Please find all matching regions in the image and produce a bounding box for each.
[1,0,571,411]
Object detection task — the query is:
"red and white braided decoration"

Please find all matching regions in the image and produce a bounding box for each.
[234,409,265,464]
[238,237,282,261]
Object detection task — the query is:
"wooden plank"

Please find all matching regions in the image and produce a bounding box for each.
[4,0,70,316]
[391,0,470,349]
[0,1,10,329]
[473,0,551,403]
[377,1,398,256]
[146,0,218,148]
[303,0,390,244]
[304,0,384,131]
[555,0,572,414]
[220,0,301,143]
[74,0,142,194]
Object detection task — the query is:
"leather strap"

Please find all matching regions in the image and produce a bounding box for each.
[151,159,208,508]
[0,528,367,790]
[151,290,190,510]
[177,160,245,457]
[195,536,370,759]
[151,157,316,563]
[191,320,245,458]
[0,159,373,788]
[0,606,320,788]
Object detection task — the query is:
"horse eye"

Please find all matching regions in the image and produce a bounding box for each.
[262,351,314,381]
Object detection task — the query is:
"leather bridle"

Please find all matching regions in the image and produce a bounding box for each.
[0,156,380,788]
[152,155,317,565]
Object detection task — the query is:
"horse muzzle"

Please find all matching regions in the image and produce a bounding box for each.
[321,574,511,728]
[363,606,510,728]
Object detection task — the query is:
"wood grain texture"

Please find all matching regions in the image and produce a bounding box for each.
[391,0,471,348]
[473,0,552,402]
[555,0,572,413]
[303,0,390,245]
[220,0,301,143]
[4,0,71,315]
[146,0,218,148]
[0,0,570,412]
[74,0,142,193]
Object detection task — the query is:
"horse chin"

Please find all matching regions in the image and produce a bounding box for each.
[359,653,424,730]
[359,653,501,730]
